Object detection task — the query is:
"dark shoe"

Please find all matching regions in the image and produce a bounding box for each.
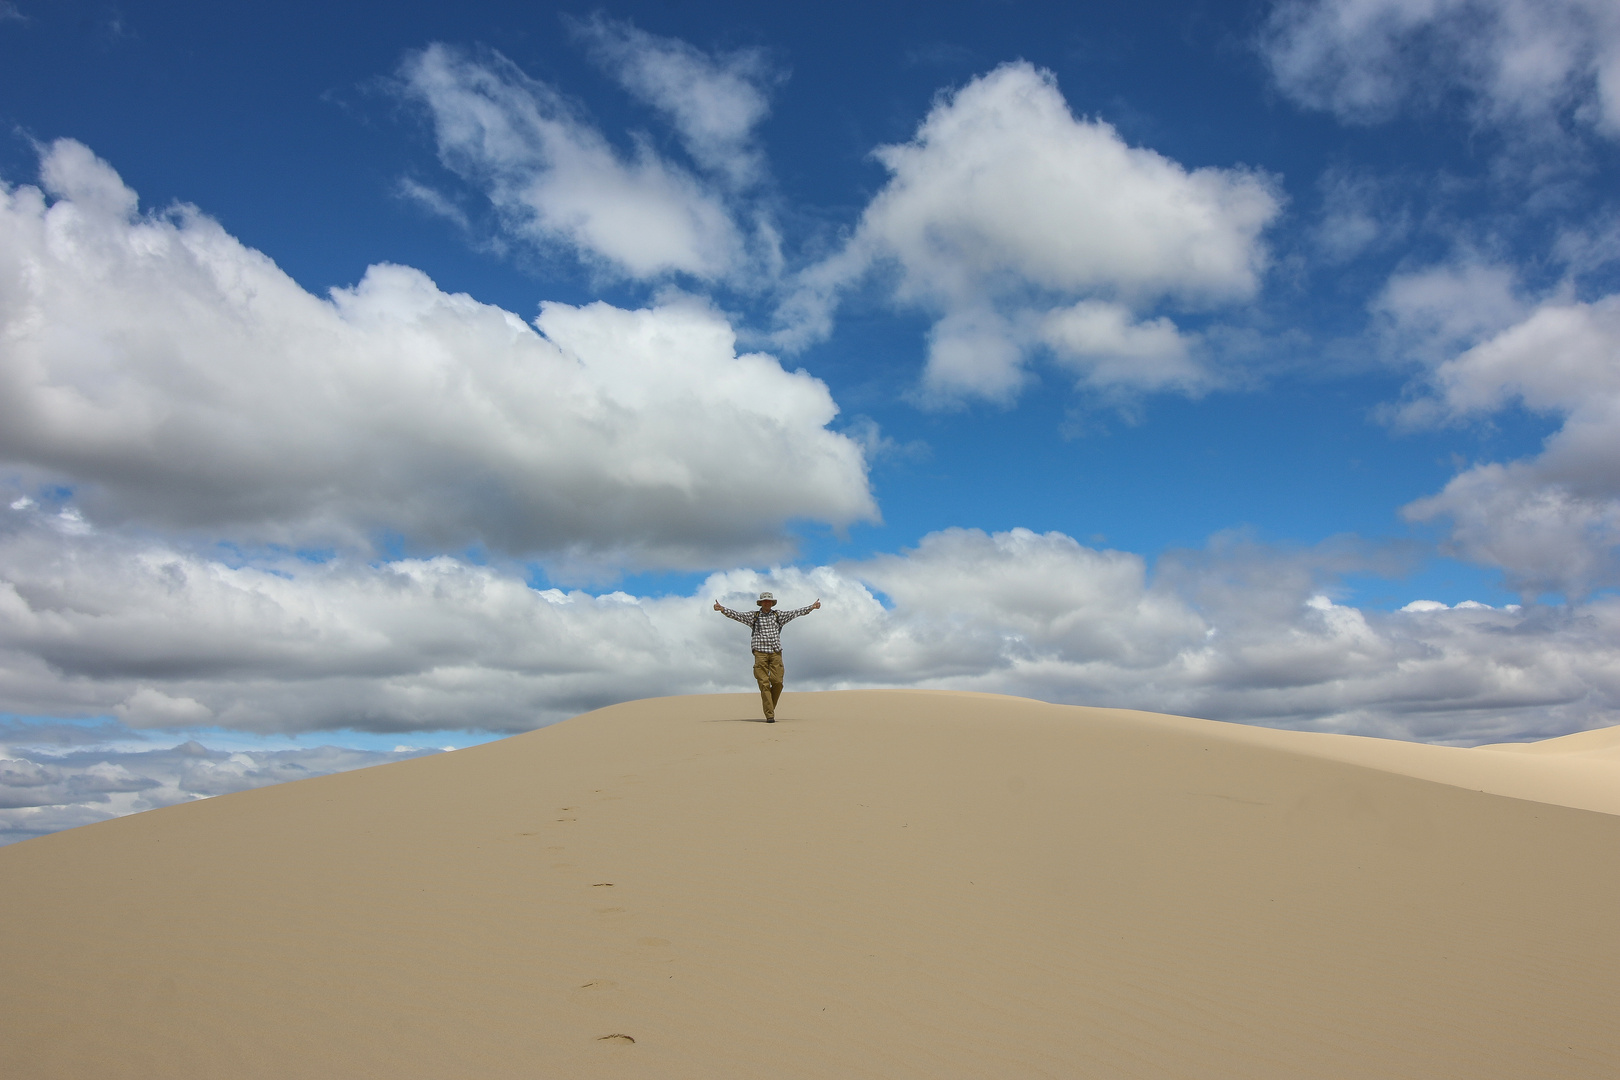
[766,717,775,723]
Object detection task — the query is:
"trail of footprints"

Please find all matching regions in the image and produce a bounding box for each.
[524,785,658,1050]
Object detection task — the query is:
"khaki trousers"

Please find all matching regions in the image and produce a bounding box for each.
[752,651,785,719]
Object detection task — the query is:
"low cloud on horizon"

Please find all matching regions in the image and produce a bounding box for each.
[0,736,446,846]
[9,513,1615,844]
[4,510,1610,739]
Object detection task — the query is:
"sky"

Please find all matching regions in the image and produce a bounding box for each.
[2,0,1619,842]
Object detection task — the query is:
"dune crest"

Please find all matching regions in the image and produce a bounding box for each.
[3,691,1616,1079]
[1477,724,1620,762]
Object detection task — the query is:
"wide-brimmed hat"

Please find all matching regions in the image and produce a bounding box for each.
[756,592,775,605]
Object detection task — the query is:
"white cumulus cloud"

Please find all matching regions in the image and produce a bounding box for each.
[400,43,752,281]
[781,62,1279,404]
[0,139,876,567]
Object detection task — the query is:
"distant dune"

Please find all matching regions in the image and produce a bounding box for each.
[2,691,1616,1079]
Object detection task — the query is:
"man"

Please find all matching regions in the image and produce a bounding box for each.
[713,592,821,722]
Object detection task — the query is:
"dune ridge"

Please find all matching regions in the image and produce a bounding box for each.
[1478,723,1620,762]
[2,690,1616,1079]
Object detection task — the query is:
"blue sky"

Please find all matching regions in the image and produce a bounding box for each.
[3,0,1619,840]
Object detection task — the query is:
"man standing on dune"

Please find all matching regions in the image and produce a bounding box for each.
[713,592,821,722]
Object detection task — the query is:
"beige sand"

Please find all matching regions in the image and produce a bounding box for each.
[2,691,1616,1079]
[1478,723,1620,763]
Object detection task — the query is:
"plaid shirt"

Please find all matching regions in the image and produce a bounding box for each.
[718,603,815,653]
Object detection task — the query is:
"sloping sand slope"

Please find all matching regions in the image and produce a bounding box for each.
[2,691,1616,1079]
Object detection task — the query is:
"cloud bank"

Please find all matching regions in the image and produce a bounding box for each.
[4,508,1612,750]
[0,140,875,567]
[9,514,1617,842]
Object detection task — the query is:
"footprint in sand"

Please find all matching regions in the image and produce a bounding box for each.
[572,980,620,1003]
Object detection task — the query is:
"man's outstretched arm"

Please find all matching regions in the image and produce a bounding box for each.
[713,601,754,625]
[776,599,822,624]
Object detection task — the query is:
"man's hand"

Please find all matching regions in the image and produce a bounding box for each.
[811,599,821,609]
[713,600,722,611]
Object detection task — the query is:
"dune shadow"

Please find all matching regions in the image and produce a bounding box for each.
[704,717,787,724]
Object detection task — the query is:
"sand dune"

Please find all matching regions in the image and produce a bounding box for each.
[2,691,1616,1079]
[1478,723,1620,763]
